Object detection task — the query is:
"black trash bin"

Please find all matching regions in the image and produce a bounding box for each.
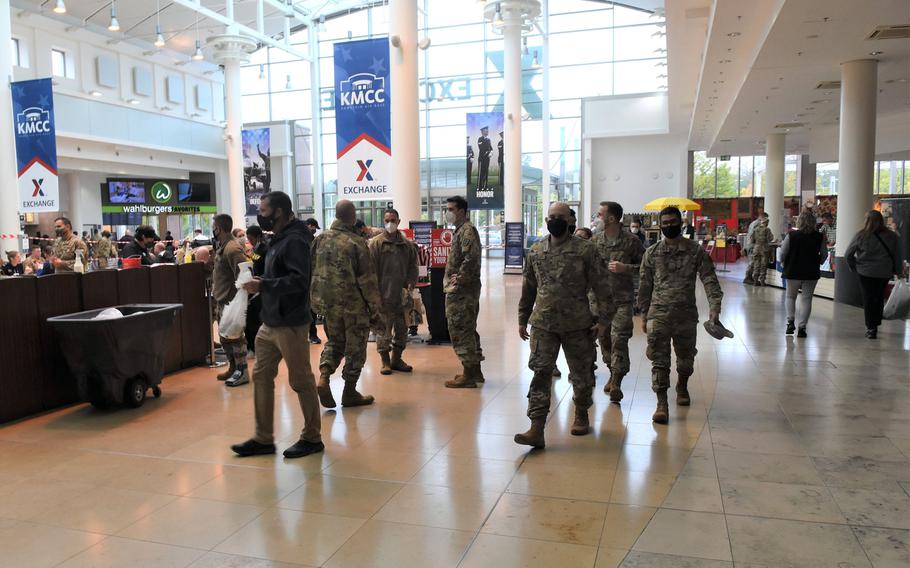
[48,304,182,409]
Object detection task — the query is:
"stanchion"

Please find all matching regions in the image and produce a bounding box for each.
[205,277,226,369]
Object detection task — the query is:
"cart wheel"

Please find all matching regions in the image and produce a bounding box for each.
[151,386,162,398]
[124,378,147,408]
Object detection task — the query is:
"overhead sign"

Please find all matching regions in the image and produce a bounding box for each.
[430,228,453,268]
[334,38,392,202]
[466,112,504,210]
[12,78,59,213]
[101,178,216,214]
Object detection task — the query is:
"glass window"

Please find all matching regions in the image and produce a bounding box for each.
[550,30,614,65]
[613,25,666,62]
[816,162,838,196]
[739,156,754,197]
[51,48,67,78]
[613,59,664,95]
[549,10,614,34]
[11,38,20,67]
[693,152,716,198]
[271,90,312,121]
[753,156,766,196]
[716,157,738,198]
[784,155,798,196]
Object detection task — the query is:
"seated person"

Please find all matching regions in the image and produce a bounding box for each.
[2,250,25,276]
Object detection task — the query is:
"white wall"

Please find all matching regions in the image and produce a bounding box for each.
[587,133,688,216]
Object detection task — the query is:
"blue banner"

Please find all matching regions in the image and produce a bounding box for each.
[409,221,437,247]
[12,78,59,212]
[334,38,391,202]
[505,222,524,272]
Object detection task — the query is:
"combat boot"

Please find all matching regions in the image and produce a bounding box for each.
[676,375,691,406]
[317,368,336,408]
[445,365,478,388]
[390,349,413,372]
[571,408,590,436]
[514,418,546,448]
[472,363,485,383]
[743,273,754,285]
[216,358,236,381]
[609,375,625,403]
[379,352,393,375]
[341,381,374,407]
[652,390,669,424]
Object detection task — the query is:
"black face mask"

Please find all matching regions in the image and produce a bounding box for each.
[54,228,65,237]
[568,224,577,235]
[547,218,569,237]
[661,224,682,239]
[257,213,275,232]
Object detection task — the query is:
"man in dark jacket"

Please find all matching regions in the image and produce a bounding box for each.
[120,226,158,265]
[231,191,323,459]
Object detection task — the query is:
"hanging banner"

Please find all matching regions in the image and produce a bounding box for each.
[505,222,524,272]
[334,38,391,202]
[242,127,271,217]
[466,111,504,210]
[12,78,59,213]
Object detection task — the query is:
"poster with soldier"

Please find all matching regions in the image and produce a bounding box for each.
[242,127,271,217]
[466,112,504,210]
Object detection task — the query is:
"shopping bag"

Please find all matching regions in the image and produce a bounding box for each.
[883,279,910,320]
[219,262,254,339]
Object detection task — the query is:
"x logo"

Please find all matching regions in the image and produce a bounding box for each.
[32,178,45,197]
[356,159,374,182]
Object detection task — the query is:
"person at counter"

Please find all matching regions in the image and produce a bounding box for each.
[39,246,56,275]
[120,226,159,266]
[51,217,88,272]
[819,213,835,247]
[682,217,696,240]
[23,246,43,274]
[94,230,117,267]
[2,251,25,276]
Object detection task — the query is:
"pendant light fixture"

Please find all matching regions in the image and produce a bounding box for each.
[192,18,203,60]
[53,0,66,14]
[154,0,166,47]
[108,1,121,32]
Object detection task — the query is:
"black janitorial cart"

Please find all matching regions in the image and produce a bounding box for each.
[48,304,182,409]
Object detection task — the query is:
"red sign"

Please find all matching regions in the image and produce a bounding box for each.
[430,228,453,268]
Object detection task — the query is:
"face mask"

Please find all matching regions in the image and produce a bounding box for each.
[592,219,605,234]
[631,227,640,234]
[385,221,398,233]
[661,224,682,239]
[257,213,275,232]
[445,211,457,225]
[547,218,568,237]
[54,228,65,237]
[568,224,577,235]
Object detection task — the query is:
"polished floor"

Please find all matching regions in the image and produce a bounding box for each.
[2,259,910,568]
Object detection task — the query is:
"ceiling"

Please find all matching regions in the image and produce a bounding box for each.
[688,0,910,159]
[12,0,379,61]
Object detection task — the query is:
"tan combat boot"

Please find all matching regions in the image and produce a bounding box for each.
[609,375,625,403]
[445,365,478,388]
[676,375,691,406]
[652,390,669,424]
[317,368,336,408]
[341,381,375,407]
[571,408,591,436]
[514,417,546,448]
[472,363,485,383]
[216,358,236,381]
[379,352,393,375]
[390,349,413,372]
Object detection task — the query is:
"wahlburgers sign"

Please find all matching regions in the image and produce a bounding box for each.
[102,177,215,214]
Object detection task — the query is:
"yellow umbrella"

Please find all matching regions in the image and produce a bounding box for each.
[643,197,702,212]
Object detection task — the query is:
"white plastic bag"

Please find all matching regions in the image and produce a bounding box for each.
[219,262,254,339]
[883,279,910,320]
[93,308,124,320]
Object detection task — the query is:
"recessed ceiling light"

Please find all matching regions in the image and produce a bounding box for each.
[870,51,884,56]
[885,78,907,84]
[806,34,819,39]
[727,32,741,37]
[719,59,732,64]
[811,99,830,104]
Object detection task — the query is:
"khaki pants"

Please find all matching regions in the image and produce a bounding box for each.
[253,324,321,445]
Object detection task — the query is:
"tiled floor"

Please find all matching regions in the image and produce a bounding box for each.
[2,258,909,568]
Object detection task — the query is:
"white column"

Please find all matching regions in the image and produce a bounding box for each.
[208,34,258,227]
[835,59,877,257]
[390,0,421,227]
[0,0,21,240]
[308,21,325,226]
[764,133,785,239]
[502,3,523,223]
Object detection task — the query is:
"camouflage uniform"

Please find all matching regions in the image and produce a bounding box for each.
[52,235,88,272]
[444,220,483,366]
[312,220,383,385]
[639,238,723,392]
[750,224,774,283]
[592,230,645,382]
[93,236,116,266]
[368,231,418,355]
[213,238,250,375]
[519,236,613,419]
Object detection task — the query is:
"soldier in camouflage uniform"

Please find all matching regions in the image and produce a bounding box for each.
[639,207,724,424]
[592,201,645,403]
[311,200,383,408]
[51,217,88,272]
[368,208,419,375]
[443,195,485,388]
[515,202,614,448]
[93,230,117,268]
[750,217,774,286]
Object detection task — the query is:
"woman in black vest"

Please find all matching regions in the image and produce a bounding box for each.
[780,209,827,337]
[845,210,903,339]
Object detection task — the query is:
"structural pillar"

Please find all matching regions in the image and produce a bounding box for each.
[0,0,21,242]
[502,3,523,224]
[834,58,877,306]
[764,133,785,239]
[208,34,258,227]
[390,0,421,227]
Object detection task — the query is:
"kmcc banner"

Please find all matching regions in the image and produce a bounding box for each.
[12,78,59,213]
[334,38,391,202]
[466,111,504,210]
